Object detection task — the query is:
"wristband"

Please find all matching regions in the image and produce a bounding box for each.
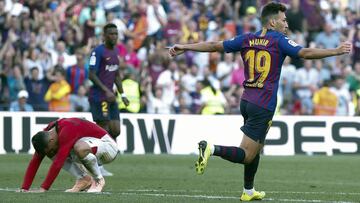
[121,93,127,98]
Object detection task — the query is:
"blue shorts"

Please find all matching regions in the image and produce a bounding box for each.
[240,100,274,144]
[90,101,120,122]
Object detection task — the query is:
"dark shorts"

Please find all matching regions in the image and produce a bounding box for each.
[90,101,120,122]
[240,100,274,144]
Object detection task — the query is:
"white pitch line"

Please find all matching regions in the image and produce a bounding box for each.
[0,188,358,203]
[3,187,360,196]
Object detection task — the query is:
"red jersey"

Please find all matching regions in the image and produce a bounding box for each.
[21,118,108,190]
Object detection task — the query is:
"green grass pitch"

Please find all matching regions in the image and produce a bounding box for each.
[1,154,360,202]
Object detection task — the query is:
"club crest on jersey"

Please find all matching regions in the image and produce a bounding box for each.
[105,64,119,71]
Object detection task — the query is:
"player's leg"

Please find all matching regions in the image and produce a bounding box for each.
[196,134,263,175]
[73,140,105,193]
[49,154,92,192]
[108,101,121,139]
[63,157,92,192]
[196,100,257,174]
[240,137,265,201]
[239,101,273,201]
[89,101,113,176]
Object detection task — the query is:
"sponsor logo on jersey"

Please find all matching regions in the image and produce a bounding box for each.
[288,39,299,47]
[105,64,119,71]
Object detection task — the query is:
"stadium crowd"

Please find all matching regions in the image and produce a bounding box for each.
[0,0,359,115]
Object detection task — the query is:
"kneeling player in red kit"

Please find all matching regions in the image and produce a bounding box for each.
[20,118,119,193]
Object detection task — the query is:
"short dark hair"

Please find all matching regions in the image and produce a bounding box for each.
[32,131,49,155]
[103,23,117,33]
[53,66,66,76]
[261,2,287,25]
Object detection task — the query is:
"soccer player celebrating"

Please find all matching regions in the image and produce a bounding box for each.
[20,118,119,193]
[88,23,129,176]
[168,2,352,201]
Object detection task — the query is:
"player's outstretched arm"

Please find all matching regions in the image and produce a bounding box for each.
[168,41,224,57]
[298,42,352,59]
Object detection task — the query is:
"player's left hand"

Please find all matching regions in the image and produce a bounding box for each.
[122,96,130,106]
[28,188,47,193]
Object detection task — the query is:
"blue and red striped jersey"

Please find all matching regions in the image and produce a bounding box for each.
[223,29,303,111]
[88,44,120,102]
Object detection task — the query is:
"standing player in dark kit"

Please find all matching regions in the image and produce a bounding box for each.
[88,23,129,176]
[168,2,352,201]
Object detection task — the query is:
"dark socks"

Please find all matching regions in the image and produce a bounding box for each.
[244,153,260,189]
[213,145,246,164]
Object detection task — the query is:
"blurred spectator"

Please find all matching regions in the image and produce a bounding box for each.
[117,39,141,70]
[216,53,236,91]
[312,80,337,115]
[145,0,167,43]
[330,75,353,116]
[293,60,319,115]
[0,71,10,110]
[78,0,106,37]
[24,67,49,111]
[226,53,245,97]
[321,2,347,31]
[279,57,297,113]
[286,0,306,33]
[66,48,88,94]
[352,24,360,65]
[118,69,141,113]
[199,79,227,115]
[314,23,341,68]
[301,0,325,45]
[156,61,180,111]
[44,66,71,112]
[243,6,261,33]
[7,64,25,101]
[189,81,203,114]
[315,59,331,86]
[69,84,89,112]
[49,40,77,68]
[82,8,97,45]
[346,62,360,92]
[23,48,44,79]
[9,89,33,111]
[125,10,148,51]
[181,64,199,94]
[146,77,171,114]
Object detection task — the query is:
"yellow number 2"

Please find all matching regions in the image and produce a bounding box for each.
[244,50,271,88]
[101,101,108,113]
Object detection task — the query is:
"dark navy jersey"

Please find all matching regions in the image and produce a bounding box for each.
[88,44,120,102]
[223,29,303,111]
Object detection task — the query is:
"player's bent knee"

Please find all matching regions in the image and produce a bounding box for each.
[73,141,91,159]
[243,151,257,164]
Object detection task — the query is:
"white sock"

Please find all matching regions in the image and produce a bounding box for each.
[210,144,215,155]
[81,153,103,180]
[244,188,255,195]
[62,158,87,179]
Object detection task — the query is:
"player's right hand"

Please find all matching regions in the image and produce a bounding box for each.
[336,42,352,55]
[168,44,185,57]
[105,90,116,102]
